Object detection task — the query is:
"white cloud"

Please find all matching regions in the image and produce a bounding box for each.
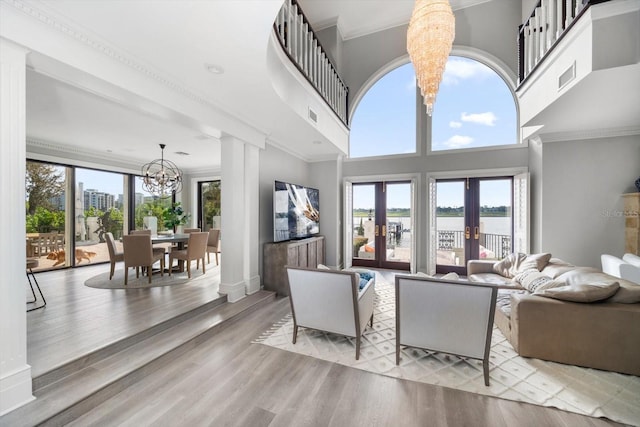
[442,58,493,85]
[461,112,497,126]
[444,135,474,148]
[449,121,462,128]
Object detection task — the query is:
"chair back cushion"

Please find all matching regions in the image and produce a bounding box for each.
[183,228,201,233]
[130,229,152,235]
[105,232,117,258]
[123,234,152,266]
[396,276,497,360]
[207,228,220,248]
[287,267,357,337]
[187,232,208,257]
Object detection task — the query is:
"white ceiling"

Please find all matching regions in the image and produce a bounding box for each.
[21,0,490,173]
[300,0,492,40]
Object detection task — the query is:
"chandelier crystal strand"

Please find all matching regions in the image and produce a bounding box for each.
[141,144,183,197]
[407,0,455,116]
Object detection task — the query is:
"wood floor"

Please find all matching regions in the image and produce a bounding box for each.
[23,265,625,426]
[26,261,223,377]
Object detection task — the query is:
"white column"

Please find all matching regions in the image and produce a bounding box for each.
[0,39,34,415]
[219,136,248,302]
[244,144,261,295]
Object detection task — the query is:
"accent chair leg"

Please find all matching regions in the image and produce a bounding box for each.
[187,261,191,279]
[355,336,361,360]
[109,261,115,280]
[369,313,374,328]
[215,253,219,265]
[148,265,152,283]
[292,324,298,344]
[26,268,46,311]
[396,346,400,365]
[202,258,206,274]
[124,268,128,286]
[168,257,173,276]
[483,359,490,386]
[207,252,210,264]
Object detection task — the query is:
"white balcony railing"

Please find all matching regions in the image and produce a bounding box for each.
[274,0,349,126]
[518,0,610,86]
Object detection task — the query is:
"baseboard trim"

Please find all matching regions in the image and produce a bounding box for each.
[0,365,34,416]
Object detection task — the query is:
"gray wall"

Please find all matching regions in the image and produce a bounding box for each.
[259,144,313,275]
[309,159,343,268]
[538,135,640,267]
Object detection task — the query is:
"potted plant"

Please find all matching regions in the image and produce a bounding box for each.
[162,202,191,233]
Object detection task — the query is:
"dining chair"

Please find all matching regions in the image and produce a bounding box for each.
[105,232,124,280]
[122,234,165,285]
[168,232,208,278]
[206,228,220,265]
[183,228,201,234]
[132,229,168,254]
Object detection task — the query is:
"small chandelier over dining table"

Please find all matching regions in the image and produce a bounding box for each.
[141,144,183,197]
[407,0,455,116]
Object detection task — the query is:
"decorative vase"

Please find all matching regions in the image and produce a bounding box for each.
[635,176,640,192]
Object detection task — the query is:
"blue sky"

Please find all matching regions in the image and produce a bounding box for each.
[350,56,516,209]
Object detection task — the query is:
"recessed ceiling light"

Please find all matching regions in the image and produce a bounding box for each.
[312,140,323,145]
[204,63,224,74]
[174,151,190,156]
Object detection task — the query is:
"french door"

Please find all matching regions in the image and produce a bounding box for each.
[434,177,515,275]
[197,180,221,231]
[350,181,413,271]
[431,174,528,275]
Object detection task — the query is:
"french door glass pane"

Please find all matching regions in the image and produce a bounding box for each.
[479,179,512,260]
[386,183,411,263]
[75,168,126,265]
[436,181,465,267]
[352,184,376,260]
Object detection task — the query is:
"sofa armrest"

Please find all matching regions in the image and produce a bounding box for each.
[467,259,495,275]
[601,254,625,278]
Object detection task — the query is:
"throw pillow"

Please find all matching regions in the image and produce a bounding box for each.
[317,264,331,270]
[536,281,620,303]
[440,272,460,280]
[517,253,552,273]
[492,253,527,278]
[514,269,563,293]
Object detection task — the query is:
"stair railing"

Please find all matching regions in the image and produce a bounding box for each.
[518,0,610,87]
[274,0,349,127]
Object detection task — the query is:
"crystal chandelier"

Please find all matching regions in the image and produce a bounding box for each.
[407,0,455,116]
[141,144,183,197]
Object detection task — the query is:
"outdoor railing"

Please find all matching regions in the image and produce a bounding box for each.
[274,0,349,126]
[437,230,511,260]
[518,0,610,86]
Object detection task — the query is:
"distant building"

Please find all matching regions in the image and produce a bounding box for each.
[84,188,115,211]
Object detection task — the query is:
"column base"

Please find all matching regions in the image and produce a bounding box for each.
[0,365,34,416]
[219,280,246,303]
[246,275,261,295]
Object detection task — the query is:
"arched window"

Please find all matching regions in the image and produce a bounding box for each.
[349,63,416,158]
[348,56,517,158]
[431,56,517,151]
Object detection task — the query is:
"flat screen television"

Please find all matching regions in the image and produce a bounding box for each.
[274,180,320,242]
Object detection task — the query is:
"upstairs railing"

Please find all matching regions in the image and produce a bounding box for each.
[518,0,610,86]
[274,0,349,127]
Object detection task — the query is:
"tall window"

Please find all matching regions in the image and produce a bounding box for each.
[431,56,517,151]
[349,63,417,158]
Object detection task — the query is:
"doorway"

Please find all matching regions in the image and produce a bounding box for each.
[351,181,412,271]
[435,177,514,275]
[197,180,221,232]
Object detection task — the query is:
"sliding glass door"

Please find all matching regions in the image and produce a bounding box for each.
[197,180,221,231]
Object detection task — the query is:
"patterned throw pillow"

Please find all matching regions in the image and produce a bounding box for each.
[514,269,563,293]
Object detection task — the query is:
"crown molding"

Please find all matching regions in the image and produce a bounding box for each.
[537,125,640,143]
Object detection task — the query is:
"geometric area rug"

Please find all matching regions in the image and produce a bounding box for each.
[253,281,640,426]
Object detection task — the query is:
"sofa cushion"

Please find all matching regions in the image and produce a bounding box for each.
[605,278,640,303]
[536,281,620,303]
[514,269,563,293]
[468,273,519,287]
[492,253,551,278]
[541,258,575,278]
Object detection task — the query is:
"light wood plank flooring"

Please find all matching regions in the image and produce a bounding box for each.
[22,266,626,426]
[26,262,223,377]
[66,297,624,427]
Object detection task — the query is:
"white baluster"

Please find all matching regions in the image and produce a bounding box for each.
[524,24,530,76]
[556,0,563,39]
[575,0,582,16]
[565,0,573,27]
[539,3,547,58]
[532,12,539,63]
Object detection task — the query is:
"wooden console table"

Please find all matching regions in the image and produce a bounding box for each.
[263,235,325,296]
[623,193,640,255]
